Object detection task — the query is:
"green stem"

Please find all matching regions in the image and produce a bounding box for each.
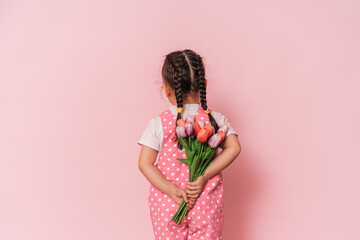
[172,198,190,225]
[176,205,189,226]
[172,199,187,219]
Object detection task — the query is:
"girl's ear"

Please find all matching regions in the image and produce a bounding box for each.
[163,82,170,96]
[163,81,173,97]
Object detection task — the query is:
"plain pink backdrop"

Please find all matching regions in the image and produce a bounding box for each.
[1,0,359,239]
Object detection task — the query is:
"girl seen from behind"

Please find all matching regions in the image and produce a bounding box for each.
[138,49,241,239]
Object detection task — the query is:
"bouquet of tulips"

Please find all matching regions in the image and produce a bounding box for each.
[171,114,229,226]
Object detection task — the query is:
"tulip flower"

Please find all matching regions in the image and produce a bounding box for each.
[185,122,194,136]
[203,123,214,139]
[197,121,204,129]
[177,119,186,127]
[193,122,201,137]
[218,123,229,134]
[176,125,187,138]
[208,134,221,148]
[197,128,209,142]
[185,114,195,123]
[217,131,226,144]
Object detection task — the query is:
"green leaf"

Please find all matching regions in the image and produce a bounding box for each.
[178,137,189,150]
[176,158,190,164]
[187,136,191,151]
[185,150,195,161]
[191,136,196,150]
[189,155,200,181]
[198,150,215,174]
[203,148,215,161]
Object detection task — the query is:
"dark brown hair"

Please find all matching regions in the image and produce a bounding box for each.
[161,49,219,150]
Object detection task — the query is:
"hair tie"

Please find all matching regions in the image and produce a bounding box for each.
[204,108,210,114]
[178,107,183,113]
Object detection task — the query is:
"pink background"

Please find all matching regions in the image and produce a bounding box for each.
[1,0,359,239]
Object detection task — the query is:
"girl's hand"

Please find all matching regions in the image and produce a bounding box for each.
[187,197,197,208]
[169,187,196,209]
[185,175,207,199]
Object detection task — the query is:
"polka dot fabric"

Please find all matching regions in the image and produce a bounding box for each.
[148,106,224,240]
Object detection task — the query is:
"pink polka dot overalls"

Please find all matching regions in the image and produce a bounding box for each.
[148,106,224,240]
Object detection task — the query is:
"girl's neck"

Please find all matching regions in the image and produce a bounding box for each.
[178,93,200,105]
[183,100,200,104]
[168,91,201,106]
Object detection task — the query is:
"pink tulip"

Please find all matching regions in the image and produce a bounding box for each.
[176,125,186,138]
[185,122,194,136]
[208,134,221,148]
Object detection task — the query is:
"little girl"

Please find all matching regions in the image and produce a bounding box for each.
[138,49,241,240]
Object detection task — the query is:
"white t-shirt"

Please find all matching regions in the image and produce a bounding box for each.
[137,103,238,154]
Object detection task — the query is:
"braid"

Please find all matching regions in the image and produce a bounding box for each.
[196,55,219,133]
[198,59,207,111]
[173,60,184,111]
[168,56,185,149]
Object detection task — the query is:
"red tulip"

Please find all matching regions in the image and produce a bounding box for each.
[218,123,229,134]
[197,120,205,129]
[193,121,201,136]
[203,123,214,139]
[217,130,226,144]
[177,119,186,127]
[197,128,209,142]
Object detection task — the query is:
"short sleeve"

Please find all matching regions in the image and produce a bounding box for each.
[211,111,238,137]
[137,116,161,152]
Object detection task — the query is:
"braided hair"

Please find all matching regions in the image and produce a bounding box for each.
[161,49,219,150]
